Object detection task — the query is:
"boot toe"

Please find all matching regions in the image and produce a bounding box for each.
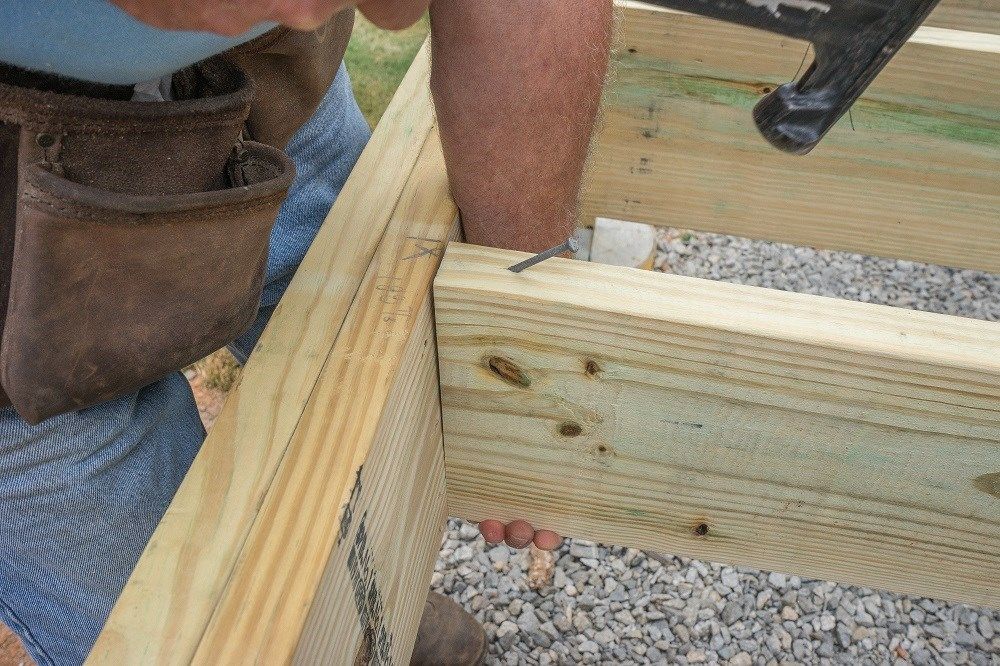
[409,592,485,666]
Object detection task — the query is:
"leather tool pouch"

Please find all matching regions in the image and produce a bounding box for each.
[0,59,295,424]
[219,10,354,150]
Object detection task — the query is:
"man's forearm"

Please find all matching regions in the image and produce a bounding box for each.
[429,0,612,252]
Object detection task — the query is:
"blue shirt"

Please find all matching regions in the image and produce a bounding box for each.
[0,0,272,85]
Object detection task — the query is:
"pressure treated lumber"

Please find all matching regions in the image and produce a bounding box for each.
[435,243,1000,607]
[623,0,1000,35]
[581,4,1000,272]
[927,0,1000,34]
[194,127,457,663]
[90,44,450,664]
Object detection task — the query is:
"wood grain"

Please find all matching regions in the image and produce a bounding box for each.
[619,0,1000,40]
[90,44,444,665]
[582,5,1000,271]
[927,0,1000,34]
[435,243,1000,607]
[192,128,457,663]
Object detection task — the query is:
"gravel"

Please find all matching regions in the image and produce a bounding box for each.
[430,229,1000,664]
[433,519,1000,664]
[653,227,1000,322]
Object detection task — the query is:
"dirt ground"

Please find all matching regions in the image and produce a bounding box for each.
[0,627,27,666]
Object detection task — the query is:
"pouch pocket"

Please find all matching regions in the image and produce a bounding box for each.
[1,142,294,424]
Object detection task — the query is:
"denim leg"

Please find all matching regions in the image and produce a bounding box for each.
[0,62,369,665]
[0,376,205,666]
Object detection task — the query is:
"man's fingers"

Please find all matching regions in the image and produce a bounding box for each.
[479,520,564,550]
[478,519,505,544]
[532,529,563,551]
[504,519,534,549]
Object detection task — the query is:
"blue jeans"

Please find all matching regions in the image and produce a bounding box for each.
[0,64,370,666]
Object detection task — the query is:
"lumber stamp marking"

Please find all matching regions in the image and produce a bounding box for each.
[583,4,1000,271]
[435,243,1000,607]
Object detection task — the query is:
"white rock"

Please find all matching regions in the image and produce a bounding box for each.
[458,522,480,540]
[721,571,740,588]
[767,572,787,588]
[977,615,994,639]
[590,218,657,270]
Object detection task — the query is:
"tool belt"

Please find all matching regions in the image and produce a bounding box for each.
[0,11,353,425]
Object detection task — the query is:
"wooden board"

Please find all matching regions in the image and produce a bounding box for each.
[435,243,1000,607]
[927,0,1000,34]
[194,127,457,663]
[582,4,1000,272]
[90,43,451,664]
[621,0,1000,36]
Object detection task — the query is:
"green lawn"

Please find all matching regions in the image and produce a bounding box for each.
[344,13,430,127]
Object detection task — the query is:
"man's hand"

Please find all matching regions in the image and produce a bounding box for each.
[110,0,429,36]
[479,520,563,551]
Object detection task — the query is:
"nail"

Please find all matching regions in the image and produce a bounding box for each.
[507,236,581,273]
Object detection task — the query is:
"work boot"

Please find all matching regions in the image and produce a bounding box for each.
[410,592,486,665]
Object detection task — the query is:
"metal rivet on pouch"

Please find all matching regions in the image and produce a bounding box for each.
[36,133,55,149]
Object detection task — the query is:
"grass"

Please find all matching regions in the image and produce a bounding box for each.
[344,12,430,127]
[194,15,429,393]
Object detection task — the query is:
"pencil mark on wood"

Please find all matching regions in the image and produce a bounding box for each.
[662,419,705,429]
[403,236,444,261]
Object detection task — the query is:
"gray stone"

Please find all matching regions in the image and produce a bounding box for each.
[686,649,707,663]
[614,609,635,625]
[553,614,572,633]
[722,601,744,624]
[593,628,616,645]
[517,608,539,633]
[730,652,752,666]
